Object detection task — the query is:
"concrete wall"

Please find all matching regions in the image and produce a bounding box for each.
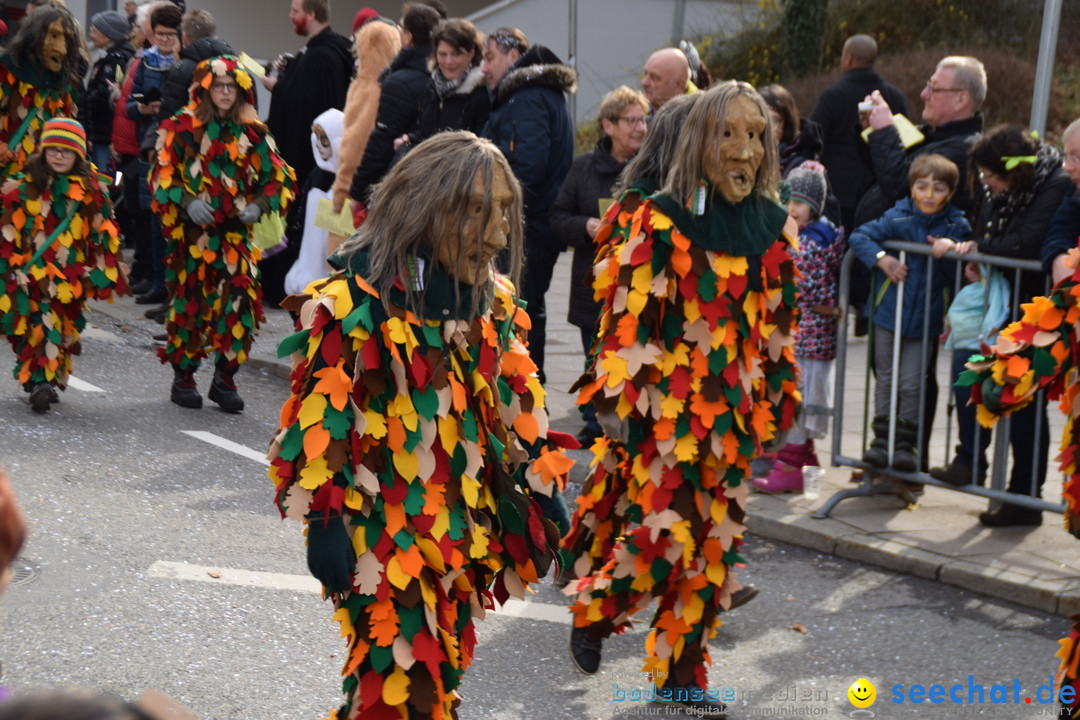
[466,0,748,124]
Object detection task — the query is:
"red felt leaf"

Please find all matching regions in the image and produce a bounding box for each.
[321,328,343,368]
[360,670,384,710]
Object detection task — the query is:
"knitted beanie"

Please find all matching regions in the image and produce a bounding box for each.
[39,118,87,159]
[353,8,378,34]
[92,10,130,43]
[788,161,827,217]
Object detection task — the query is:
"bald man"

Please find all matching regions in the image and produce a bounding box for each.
[810,34,907,232]
[641,47,690,111]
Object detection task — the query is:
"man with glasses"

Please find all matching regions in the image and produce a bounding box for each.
[1041,119,1080,285]
[857,55,986,225]
[481,27,576,391]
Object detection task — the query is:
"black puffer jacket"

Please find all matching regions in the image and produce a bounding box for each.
[157,36,235,121]
[408,65,490,144]
[350,44,433,201]
[81,40,135,146]
[856,113,984,227]
[973,145,1070,302]
[549,137,626,329]
[483,45,576,247]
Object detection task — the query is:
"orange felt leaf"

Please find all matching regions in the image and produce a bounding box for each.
[513,305,532,330]
[614,313,639,347]
[532,446,574,483]
[653,416,676,441]
[312,362,352,411]
[386,416,406,452]
[397,543,424,579]
[202,248,216,264]
[670,235,691,278]
[512,412,539,444]
[343,638,371,677]
[422,482,445,515]
[303,423,330,460]
[369,602,399,647]
[67,180,85,202]
[384,500,406,537]
[1005,354,1030,381]
[448,376,467,412]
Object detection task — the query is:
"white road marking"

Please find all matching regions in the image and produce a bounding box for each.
[66,376,105,393]
[147,560,573,624]
[182,430,269,466]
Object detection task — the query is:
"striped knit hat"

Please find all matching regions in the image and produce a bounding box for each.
[39,118,87,159]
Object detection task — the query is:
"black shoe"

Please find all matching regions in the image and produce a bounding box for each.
[131,278,152,296]
[171,368,202,409]
[728,584,758,610]
[930,461,982,486]
[135,287,168,305]
[654,685,727,717]
[891,447,917,473]
[29,383,55,413]
[979,504,1042,527]
[854,313,869,337]
[145,305,168,323]
[209,371,244,413]
[862,445,888,467]
[569,626,602,675]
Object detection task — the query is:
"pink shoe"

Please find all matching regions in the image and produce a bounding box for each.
[752,461,803,493]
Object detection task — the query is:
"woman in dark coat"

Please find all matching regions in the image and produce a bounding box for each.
[549,84,648,444]
[930,124,1070,527]
[395,19,490,153]
[760,83,824,177]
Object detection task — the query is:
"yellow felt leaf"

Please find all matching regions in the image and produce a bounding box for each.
[24,197,41,216]
[386,555,412,590]
[56,282,73,303]
[0,294,9,312]
[393,449,419,480]
[332,606,354,639]
[362,408,387,438]
[298,453,333,490]
[298,392,327,429]
[670,519,695,565]
[469,524,490,559]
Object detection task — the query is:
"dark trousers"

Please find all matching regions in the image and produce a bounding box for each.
[520,240,562,383]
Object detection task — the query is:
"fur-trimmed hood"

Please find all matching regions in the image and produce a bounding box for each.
[446,65,486,97]
[492,44,576,107]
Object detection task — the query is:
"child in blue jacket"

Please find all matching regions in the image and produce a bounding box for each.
[849,154,973,471]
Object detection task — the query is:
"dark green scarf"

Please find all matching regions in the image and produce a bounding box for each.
[650,184,788,256]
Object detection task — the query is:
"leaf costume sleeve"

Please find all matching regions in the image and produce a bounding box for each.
[963,250,1080,718]
[268,262,569,720]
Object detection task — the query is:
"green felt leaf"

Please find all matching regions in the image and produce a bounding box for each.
[447,507,467,541]
[1032,347,1057,378]
[412,385,439,420]
[403,480,426,516]
[392,528,415,550]
[324,406,352,440]
[369,642,393,672]
[277,329,310,358]
[955,368,981,387]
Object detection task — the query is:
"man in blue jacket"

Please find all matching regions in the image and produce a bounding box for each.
[482,28,576,383]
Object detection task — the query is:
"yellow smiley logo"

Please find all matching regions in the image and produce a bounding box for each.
[848,678,876,708]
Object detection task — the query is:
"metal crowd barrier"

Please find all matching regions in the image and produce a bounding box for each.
[815,239,1067,519]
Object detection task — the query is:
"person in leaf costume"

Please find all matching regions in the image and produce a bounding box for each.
[963,245,1080,718]
[269,132,573,720]
[0,118,128,412]
[149,55,296,412]
[0,4,85,179]
[562,82,800,713]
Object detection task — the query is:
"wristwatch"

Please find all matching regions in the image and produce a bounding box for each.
[875,250,887,261]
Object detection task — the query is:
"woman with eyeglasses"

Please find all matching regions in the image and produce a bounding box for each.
[930,124,1069,527]
[549,84,648,445]
[148,56,295,412]
[0,119,128,413]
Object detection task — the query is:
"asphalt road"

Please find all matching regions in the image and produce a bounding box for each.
[0,307,1069,719]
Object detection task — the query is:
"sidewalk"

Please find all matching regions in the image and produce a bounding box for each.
[95,251,1080,618]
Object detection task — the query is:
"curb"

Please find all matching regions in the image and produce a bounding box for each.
[747,503,1079,618]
